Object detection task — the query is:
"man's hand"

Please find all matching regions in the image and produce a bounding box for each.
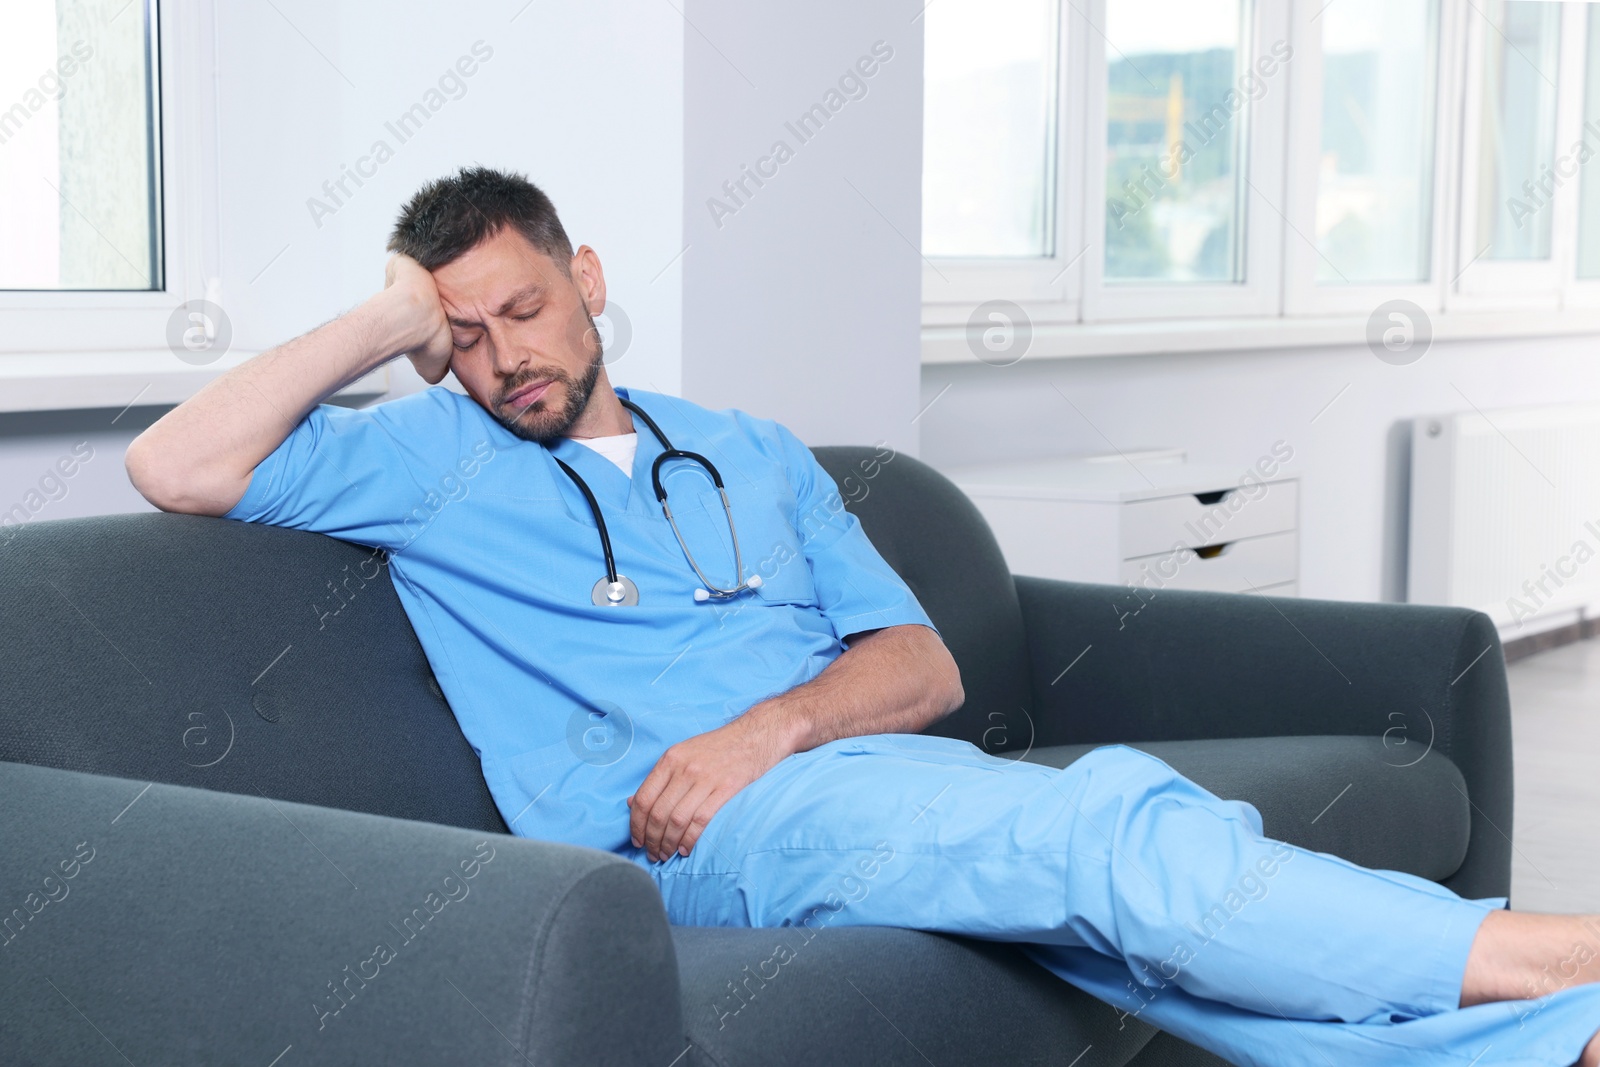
[625,625,962,863]
[627,714,794,863]
[382,253,455,384]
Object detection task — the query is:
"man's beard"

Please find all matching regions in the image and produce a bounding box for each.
[491,314,605,444]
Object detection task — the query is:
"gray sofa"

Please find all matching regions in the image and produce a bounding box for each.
[0,446,1511,1066]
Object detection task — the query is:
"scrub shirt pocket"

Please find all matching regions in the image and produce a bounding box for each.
[689,477,815,606]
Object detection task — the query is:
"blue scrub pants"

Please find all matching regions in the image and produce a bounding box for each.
[633,735,1600,1066]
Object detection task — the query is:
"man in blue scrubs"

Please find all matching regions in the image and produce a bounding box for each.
[127,167,1600,1066]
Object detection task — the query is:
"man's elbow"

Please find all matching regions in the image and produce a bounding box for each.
[125,435,241,517]
[926,632,964,720]
[940,657,965,719]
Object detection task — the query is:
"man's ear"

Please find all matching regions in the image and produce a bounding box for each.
[570,245,607,314]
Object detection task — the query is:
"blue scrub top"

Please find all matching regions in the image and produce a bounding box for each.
[223,384,937,854]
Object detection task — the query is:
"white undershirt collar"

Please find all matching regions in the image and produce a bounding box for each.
[566,430,637,477]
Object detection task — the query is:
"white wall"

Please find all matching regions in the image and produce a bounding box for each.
[918,332,1600,603]
[680,1,924,454]
[224,0,685,396]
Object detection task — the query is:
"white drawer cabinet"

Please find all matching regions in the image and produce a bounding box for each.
[1120,530,1298,592]
[941,455,1299,597]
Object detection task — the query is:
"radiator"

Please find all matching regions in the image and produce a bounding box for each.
[1409,402,1600,635]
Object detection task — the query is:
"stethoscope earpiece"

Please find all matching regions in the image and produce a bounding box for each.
[562,396,763,608]
[693,575,756,602]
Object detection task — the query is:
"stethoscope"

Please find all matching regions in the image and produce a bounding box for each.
[551,396,763,607]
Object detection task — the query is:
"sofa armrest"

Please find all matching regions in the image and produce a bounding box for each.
[1013,576,1514,899]
[0,760,683,1067]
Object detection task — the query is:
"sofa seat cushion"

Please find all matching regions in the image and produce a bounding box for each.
[1022,735,1472,883]
[674,925,1159,1067]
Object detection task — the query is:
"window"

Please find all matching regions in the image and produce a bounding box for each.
[921,0,1600,362]
[0,0,236,413]
[1312,0,1438,285]
[1102,0,1247,284]
[922,0,1060,258]
[1473,0,1561,263]
[1575,4,1600,279]
[0,0,163,291]
[1454,0,1587,304]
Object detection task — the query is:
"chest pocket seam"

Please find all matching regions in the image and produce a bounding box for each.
[690,479,814,606]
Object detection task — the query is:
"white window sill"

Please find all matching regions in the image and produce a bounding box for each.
[0,351,389,415]
[920,309,1600,364]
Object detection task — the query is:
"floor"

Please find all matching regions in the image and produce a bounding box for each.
[1507,636,1600,913]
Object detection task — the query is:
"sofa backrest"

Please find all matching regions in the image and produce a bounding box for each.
[0,512,509,833]
[0,449,1033,827]
[813,447,1035,752]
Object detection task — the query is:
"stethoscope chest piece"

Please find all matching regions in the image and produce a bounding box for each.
[592,574,640,607]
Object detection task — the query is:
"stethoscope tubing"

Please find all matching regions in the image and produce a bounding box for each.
[555,395,754,603]
[661,486,747,599]
[552,455,621,585]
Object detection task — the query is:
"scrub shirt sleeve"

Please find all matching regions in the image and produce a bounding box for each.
[222,401,426,551]
[773,423,940,644]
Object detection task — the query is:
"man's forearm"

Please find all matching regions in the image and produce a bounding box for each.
[126,253,457,518]
[125,297,408,517]
[737,624,964,758]
[630,623,964,861]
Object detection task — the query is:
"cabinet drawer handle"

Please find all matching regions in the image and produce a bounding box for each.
[1193,489,1232,506]
[1194,542,1232,560]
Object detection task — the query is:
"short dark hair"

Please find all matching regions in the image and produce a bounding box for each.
[387,165,575,273]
